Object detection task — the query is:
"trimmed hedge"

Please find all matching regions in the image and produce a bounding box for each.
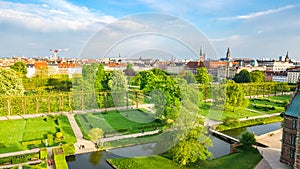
[62,144,75,156]
[53,147,68,169]
[21,140,42,146]
[0,152,39,165]
[40,148,48,160]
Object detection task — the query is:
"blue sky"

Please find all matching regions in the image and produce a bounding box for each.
[0,0,300,60]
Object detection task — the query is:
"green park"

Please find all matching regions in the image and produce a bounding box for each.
[0,62,294,169]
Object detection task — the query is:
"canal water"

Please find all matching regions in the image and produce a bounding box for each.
[222,122,282,139]
[66,122,281,169]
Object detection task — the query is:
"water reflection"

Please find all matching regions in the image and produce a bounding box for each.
[222,122,281,139]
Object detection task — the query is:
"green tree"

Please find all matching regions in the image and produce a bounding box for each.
[225,80,249,112]
[240,132,256,147]
[10,61,27,77]
[0,68,24,95]
[250,70,266,82]
[180,70,196,83]
[233,69,250,83]
[94,64,107,108]
[170,118,212,165]
[195,67,210,84]
[88,128,103,143]
[108,70,128,107]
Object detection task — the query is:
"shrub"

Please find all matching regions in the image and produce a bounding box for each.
[62,144,75,156]
[53,147,68,169]
[21,140,42,146]
[40,148,48,160]
[47,134,54,145]
[240,132,256,147]
[223,117,239,127]
[56,132,63,139]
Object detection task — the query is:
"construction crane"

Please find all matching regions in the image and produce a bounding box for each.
[49,48,70,63]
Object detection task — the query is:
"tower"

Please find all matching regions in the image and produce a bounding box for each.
[285,51,290,62]
[199,44,204,62]
[226,47,231,61]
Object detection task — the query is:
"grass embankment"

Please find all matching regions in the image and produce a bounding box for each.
[200,103,261,121]
[0,115,76,154]
[201,94,291,121]
[108,146,261,169]
[75,109,164,139]
[215,116,283,131]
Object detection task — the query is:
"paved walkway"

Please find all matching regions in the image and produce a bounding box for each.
[0,148,40,158]
[64,113,98,154]
[254,129,292,169]
[256,147,292,169]
[99,130,160,143]
[239,113,281,121]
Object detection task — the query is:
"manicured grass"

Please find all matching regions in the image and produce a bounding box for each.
[215,116,283,131]
[247,97,288,114]
[0,115,76,154]
[267,94,291,101]
[108,146,262,169]
[200,103,261,121]
[75,109,164,138]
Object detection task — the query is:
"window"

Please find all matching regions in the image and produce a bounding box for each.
[290,148,296,159]
[291,134,297,146]
[292,120,298,130]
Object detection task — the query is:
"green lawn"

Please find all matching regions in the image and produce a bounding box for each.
[247,95,290,114]
[108,146,262,169]
[0,115,76,154]
[200,103,261,121]
[75,109,164,138]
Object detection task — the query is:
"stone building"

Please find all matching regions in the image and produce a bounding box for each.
[281,79,300,167]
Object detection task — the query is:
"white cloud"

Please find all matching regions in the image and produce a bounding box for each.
[209,35,241,43]
[0,0,116,32]
[219,5,296,21]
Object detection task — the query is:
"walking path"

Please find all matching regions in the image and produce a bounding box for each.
[99,130,160,143]
[47,147,55,169]
[239,113,281,121]
[254,129,292,169]
[63,113,97,154]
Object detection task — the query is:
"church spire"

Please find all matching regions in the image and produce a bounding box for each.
[199,44,204,62]
[285,51,289,62]
[226,47,231,60]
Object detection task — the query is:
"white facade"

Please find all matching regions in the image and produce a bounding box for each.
[287,71,300,83]
[272,75,288,82]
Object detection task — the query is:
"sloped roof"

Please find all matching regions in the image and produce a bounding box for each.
[285,92,300,118]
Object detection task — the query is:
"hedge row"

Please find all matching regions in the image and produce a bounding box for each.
[0,152,39,165]
[53,147,68,169]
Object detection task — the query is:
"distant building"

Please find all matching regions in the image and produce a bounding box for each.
[281,79,300,167]
[287,68,300,83]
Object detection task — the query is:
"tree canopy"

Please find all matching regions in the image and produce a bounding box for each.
[233,69,250,83]
[225,80,249,112]
[240,132,256,147]
[250,70,266,82]
[0,68,24,95]
[195,67,210,84]
[10,61,27,77]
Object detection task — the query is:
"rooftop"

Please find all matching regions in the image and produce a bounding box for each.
[285,91,300,118]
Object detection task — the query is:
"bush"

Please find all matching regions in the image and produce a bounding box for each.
[56,132,63,139]
[47,134,54,145]
[223,117,239,127]
[62,144,75,156]
[22,140,42,146]
[53,147,68,169]
[240,132,256,147]
[40,148,48,160]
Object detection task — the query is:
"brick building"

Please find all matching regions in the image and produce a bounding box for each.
[281,79,300,168]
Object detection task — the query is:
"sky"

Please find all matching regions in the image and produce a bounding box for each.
[0,0,300,60]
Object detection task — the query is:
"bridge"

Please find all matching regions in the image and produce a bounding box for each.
[209,129,240,144]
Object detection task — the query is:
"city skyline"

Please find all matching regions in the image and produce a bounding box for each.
[0,0,300,60]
